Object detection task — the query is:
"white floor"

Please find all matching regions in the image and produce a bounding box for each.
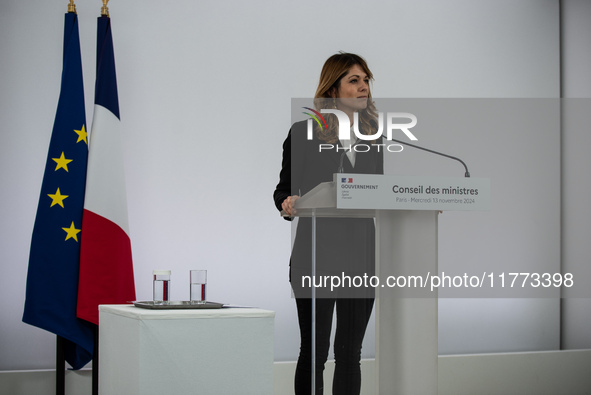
[2,350,591,395]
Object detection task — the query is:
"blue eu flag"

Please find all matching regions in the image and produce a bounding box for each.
[22,11,95,370]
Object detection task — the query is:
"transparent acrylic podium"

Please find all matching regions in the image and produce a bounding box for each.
[290,173,490,394]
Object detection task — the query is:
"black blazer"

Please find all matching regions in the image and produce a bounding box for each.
[274,120,383,210]
[273,120,384,298]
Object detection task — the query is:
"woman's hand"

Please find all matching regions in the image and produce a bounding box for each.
[281,195,300,216]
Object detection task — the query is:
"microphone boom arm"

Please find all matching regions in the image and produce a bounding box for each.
[389,138,471,178]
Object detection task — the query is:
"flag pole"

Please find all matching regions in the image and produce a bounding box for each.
[89,3,109,393]
[92,325,99,395]
[56,336,65,395]
[55,5,77,395]
[90,5,110,393]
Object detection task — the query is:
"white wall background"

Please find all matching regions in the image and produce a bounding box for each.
[2,0,587,372]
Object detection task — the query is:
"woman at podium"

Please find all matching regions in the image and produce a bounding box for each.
[273,52,384,395]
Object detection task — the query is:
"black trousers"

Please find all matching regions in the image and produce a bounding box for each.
[294,297,374,395]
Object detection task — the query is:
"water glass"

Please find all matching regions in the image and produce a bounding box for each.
[190,270,207,304]
[153,270,171,304]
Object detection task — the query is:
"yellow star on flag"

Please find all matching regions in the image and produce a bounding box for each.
[47,188,69,208]
[62,222,81,242]
[52,152,73,172]
[74,124,87,144]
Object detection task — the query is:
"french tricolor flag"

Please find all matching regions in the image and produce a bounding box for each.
[77,15,135,325]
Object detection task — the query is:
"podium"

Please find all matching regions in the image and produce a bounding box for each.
[292,173,490,394]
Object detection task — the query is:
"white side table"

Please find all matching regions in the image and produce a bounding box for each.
[99,305,275,395]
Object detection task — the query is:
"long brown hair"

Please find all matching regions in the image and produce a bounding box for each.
[313,53,378,143]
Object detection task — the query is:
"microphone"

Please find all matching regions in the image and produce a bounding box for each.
[389,137,471,177]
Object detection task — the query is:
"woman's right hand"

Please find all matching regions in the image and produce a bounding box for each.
[281,195,300,217]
